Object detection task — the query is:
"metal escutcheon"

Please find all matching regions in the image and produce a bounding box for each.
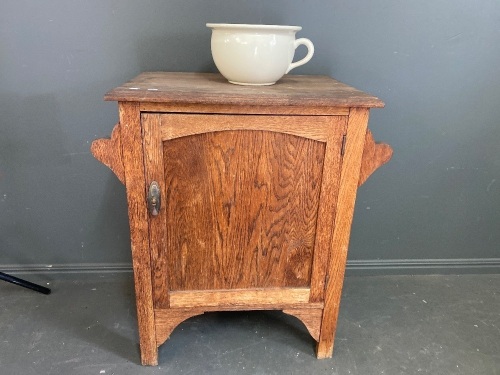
[147,181,161,216]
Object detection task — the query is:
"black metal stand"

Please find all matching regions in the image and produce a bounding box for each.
[0,272,51,295]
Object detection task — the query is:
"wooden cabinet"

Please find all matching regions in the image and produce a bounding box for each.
[92,72,392,365]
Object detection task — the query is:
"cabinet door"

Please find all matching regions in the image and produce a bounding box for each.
[142,113,347,309]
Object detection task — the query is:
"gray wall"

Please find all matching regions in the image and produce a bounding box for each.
[1,1,499,275]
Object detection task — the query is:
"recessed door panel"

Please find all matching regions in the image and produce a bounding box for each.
[163,129,325,291]
[142,113,346,307]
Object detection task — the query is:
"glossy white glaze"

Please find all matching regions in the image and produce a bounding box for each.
[207,23,314,85]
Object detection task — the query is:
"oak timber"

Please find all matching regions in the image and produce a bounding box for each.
[155,305,325,348]
[283,308,324,342]
[118,102,158,366]
[316,108,371,359]
[90,123,125,184]
[358,129,393,186]
[141,113,170,309]
[140,102,350,116]
[169,288,311,308]
[105,72,384,108]
[92,72,392,365]
[160,113,334,142]
[308,116,347,303]
[160,129,325,291]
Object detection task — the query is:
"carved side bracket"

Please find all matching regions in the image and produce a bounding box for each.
[91,123,125,184]
[358,129,393,186]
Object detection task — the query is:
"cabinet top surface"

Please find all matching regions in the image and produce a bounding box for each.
[105,72,384,108]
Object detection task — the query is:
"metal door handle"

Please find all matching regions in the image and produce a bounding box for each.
[147,181,161,216]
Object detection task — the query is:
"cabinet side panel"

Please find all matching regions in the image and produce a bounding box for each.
[119,103,158,365]
[317,108,370,358]
[162,130,325,291]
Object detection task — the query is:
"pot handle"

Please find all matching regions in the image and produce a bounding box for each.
[287,38,315,73]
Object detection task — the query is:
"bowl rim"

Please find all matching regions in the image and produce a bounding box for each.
[206,23,302,32]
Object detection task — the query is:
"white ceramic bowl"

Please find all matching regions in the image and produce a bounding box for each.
[206,23,314,85]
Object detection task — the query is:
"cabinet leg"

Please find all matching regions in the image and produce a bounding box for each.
[135,296,159,366]
[316,337,333,359]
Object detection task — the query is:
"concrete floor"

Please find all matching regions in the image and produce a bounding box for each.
[0,274,499,375]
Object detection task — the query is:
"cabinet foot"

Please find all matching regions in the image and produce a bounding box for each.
[140,350,159,366]
[315,302,341,359]
[316,340,334,359]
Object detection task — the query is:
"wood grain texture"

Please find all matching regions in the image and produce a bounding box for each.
[105,72,385,108]
[119,103,158,366]
[155,309,204,347]
[96,73,391,365]
[282,308,323,342]
[141,113,170,309]
[155,305,324,348]
[90,123,125,184]
[156,306,323,348]
[308,116,347,302]
[316,108,370,359]
[358,129,393,186]
[169,288,310,308]
[160,113,332,142]
[161,128,326,291]
[140,102,349,116]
